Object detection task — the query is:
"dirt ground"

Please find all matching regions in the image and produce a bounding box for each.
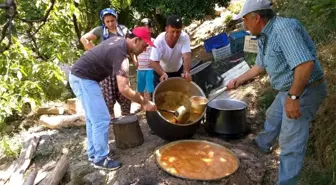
[0,69,280,185]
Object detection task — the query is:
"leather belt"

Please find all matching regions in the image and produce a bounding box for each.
[307,78,325,87]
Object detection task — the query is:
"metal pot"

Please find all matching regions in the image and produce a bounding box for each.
[146,77,206,141]
[191,59,203,69]
[205,99,248,137]
[190,61,223,96]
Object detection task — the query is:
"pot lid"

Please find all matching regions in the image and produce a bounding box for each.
[207,99,247,110]
[155,140,239,181]
[190,61,212,75]
[191,59,202,69]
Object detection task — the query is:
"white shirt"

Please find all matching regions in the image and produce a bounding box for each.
[137,38,155,70]
[150,31,191,73]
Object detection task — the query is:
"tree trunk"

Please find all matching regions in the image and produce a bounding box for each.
[22,170,37,185]
[66,98,84,115]
[112,115,144,149]
[33,161,57,185]
[37,107,65,115]
[39,114,85,129]
[4,136,40,185]
[39,155,69,185]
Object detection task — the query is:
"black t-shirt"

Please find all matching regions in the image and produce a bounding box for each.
[71,36,128,82]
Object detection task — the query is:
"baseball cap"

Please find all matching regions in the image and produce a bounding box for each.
[166,15,182,29]
[234,0,272,20]
[141,18,153,27]
[132,27,155,47]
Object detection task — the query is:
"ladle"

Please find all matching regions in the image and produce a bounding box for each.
[158,105,190,124]
[190,87,228,113]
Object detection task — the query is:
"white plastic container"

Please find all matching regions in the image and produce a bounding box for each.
[212,44,231,62]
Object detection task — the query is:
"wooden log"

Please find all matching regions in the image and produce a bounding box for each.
[4,136,40,185]
[39,114,85,129]
[37,107,65,115]
[39,154,69,185]
[33,161,57,185]
[66,98,84,115]
[23,170,38,185]
[112,115,144,149]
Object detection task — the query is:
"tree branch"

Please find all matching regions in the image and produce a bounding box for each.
[72,13,83,50]
[0,0,16,53]
[0,0,14,9]
[26,23,48,60]
[72,0,83,50]
[0,21,10,44]
[20,0,55,23]
[0,3,9,9]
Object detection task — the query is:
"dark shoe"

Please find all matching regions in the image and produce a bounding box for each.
[93,157,122,171]
[251,139,272,154]
[88,151,115,162]
[88,156,94,162]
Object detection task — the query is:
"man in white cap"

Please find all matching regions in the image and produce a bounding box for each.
[227,0,327,184]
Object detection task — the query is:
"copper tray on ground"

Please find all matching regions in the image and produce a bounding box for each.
[155,140,239,181]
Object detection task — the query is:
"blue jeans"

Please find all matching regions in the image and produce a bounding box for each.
[69,73,110,163]
[255,81,327,185]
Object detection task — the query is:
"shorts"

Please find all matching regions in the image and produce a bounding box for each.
[137,70,154,93]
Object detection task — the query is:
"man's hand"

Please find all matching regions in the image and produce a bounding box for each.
[142,100,157,111]
[160,73,168,82]
[181,71,192,81]
[285,97,301,119]
[226,78,241,89]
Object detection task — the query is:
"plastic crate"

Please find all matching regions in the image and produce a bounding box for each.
[229,31,249,54]
[204,33,230,53]
[244,35,258,53]
[212,44,231,62]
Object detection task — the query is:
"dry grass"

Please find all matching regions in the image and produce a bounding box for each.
[300,37,336,185]
[311,38,336,167]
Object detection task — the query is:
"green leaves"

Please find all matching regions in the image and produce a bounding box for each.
[132,0,230,24]
[274,0,336,44]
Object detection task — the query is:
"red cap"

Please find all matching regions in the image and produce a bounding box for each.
[132,26,155,47]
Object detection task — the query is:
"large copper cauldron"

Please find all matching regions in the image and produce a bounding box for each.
[146,77,206,141]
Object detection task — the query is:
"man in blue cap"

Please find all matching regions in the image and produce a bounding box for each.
[227,0,327,184]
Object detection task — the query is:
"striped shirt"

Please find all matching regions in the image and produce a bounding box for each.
[256,16,324,91]
[137,38,155,70]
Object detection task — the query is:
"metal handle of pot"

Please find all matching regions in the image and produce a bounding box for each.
[158,109,179,116]
[208,87,227,104]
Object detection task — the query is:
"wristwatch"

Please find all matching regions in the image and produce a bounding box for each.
[288,93,300,100]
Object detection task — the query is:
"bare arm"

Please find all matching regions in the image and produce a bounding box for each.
[116,74,156,111]
[289,61,314,96]
[285,61,314,119]
[116,75,146,105]
[150,60,165,76]
[227,65,265,89]
[182,52,191,73]
[130,54,138,68]
[80,31,97,50]
[236,65,265,84]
